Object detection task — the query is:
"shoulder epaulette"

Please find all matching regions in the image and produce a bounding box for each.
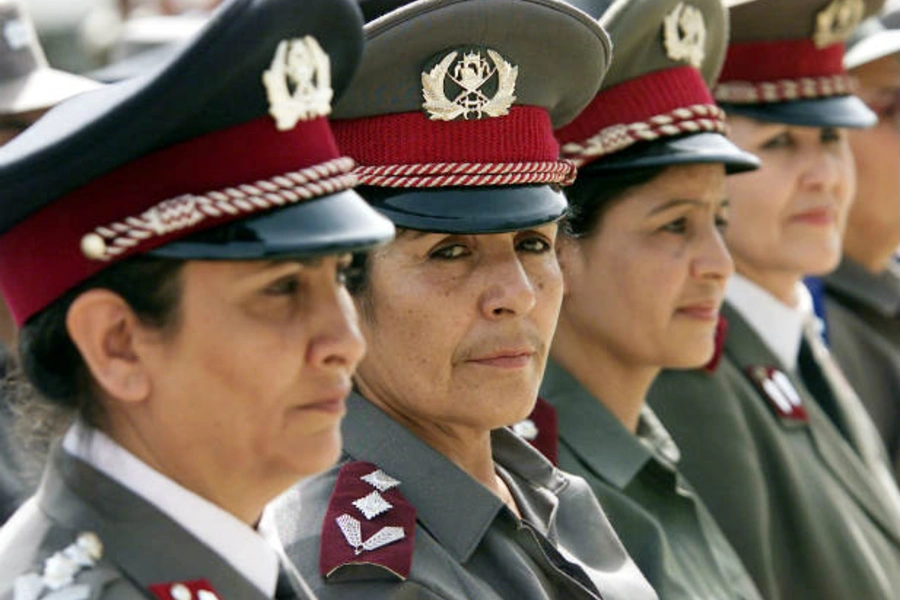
[512,397,559,466]
[13,531,103,600]
[319,461,415,581]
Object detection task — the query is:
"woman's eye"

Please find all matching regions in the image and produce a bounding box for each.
[714,214,730,232]
[264,276,300,296]
[761,132,793,150]
[820,127,844,143]
[660,217,688,234]
[337,264,364,288]
[429,244,469,260]
[517,236,552,253]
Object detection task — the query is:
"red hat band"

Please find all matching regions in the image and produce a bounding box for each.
[333,106,576,188]
[555,66,725,168]
[0,116,354,326]
[715,39,852,104]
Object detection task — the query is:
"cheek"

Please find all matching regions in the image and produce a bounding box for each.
[726,170,789,240]
[533,256,564,320]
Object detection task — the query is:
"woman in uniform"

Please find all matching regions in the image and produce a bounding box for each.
[526,0,763,598]
[0,0,394,596]
[266,0,658,599]
[647,0,900,598]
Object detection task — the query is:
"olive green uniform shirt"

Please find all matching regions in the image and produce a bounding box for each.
[824,257,900,481]
[269,393,659,600]
[540,360,763,600]
[647,303,900,600]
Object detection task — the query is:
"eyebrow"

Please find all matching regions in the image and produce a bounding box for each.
[397,229,441,241]
[646,198,722,216]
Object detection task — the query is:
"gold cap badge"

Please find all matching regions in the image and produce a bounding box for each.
[422,47,518,121]
[263,36,333,131]
[814,0,865,48]
[663,2,707,69]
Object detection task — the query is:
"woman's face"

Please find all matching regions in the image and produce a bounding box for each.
[353,225,563,435]
[847,55,900,261]
[723,115,855,286]
[136,256,365,494]
[558,163,733,369]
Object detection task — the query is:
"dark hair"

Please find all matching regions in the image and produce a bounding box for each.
[563,165,667,238]
[11,256,184,438]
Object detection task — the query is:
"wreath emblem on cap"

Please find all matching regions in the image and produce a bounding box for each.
[421,48,517,121]
[814,0,865,48]
[663,3,706,69]
[263,36,333,131]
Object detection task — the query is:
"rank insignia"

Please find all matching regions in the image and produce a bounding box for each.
[320,461,416,580]
[813,0,864,48]
[513,397,559,466]
[421,47,518,121]
[148,580,220,600]
[263,36,333,131]
[14,531,103,600]
[663,2,706,69]
[745,365,808,424]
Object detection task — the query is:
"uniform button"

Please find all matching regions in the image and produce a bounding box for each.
[197,591,219,600]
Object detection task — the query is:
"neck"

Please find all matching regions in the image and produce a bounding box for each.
[734,262,800,307]
[102,410,278,526]
[842,232,896,274]
[551,315,659,433]
[356,386,506,505]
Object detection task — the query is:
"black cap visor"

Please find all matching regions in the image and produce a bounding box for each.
[721,95,877,129]
[149,189,395,259]
[361,184,568,233]
[581,132,760,175]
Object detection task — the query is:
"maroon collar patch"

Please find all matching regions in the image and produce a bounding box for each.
[320,461,416,581]
[148,579,221,600]
[745,365,808,424]
[703,315,729,373]
[512,397,559,466]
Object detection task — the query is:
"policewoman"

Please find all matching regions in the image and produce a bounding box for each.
[821,4,900,481]
[517,0,763,598]
[266,0,657,598]
[647,0,900,598]
[0,0,394,596]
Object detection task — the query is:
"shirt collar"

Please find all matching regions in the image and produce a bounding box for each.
[539,360,679,489]
[823,257,900,317]
[725,274,812,370]
[62,421,279,597]
[341,393,563,562]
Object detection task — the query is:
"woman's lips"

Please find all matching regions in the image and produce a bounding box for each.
[296,388,351,414]
[467,350,535,369]
[790,207,836,226]
[676,305,720,321]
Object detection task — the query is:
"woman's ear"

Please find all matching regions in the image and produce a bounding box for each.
[66,290,152,405]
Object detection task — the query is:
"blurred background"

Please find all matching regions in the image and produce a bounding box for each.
[23,0,221,74]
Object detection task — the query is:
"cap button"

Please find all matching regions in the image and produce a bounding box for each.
[80,233,107,260]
